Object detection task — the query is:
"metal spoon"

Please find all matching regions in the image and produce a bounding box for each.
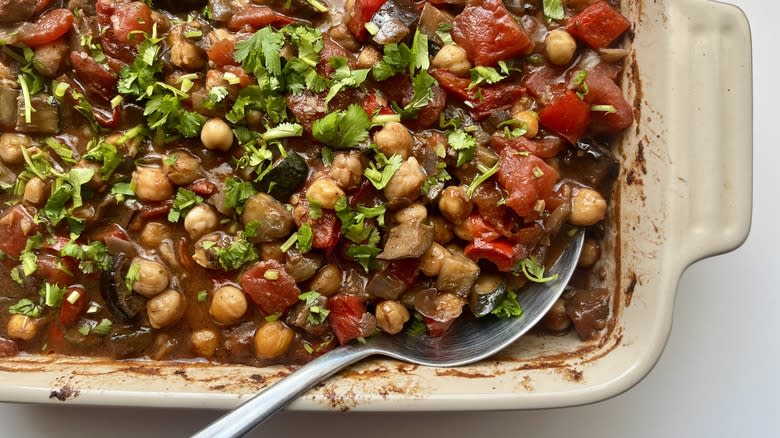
[193,231,584,438]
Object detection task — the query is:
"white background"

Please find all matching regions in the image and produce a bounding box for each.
[1,0,777,436]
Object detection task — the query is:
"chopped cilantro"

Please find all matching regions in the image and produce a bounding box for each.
[324,57,370,105]
[44,138,76,164]
[9,298,42,318]
[405,312,426,336]
[213,235,258,270]
[391,71,438,119]
[92,318,113,336]
[168,188,203,223]
[469,66,507,90]
[83,139,123,180]
[40,282,67,308]
[311,104,371,148]
[466,162,500,198]
[436,23,454,46]
[447,129,478,167]
[296,223,314,253]
[203,86,229,110]
[334,196,385,244]
[515,256,559,283]
[298,291,330,325]
[363,153,403,190]
[196,291,208,303]
[223,177,257,214]
[491,290,524,319]
[346,244,381,272]
[42,167,96,226]
[125,261,141,293]
[372,43,414,81]
[543,0,565,21]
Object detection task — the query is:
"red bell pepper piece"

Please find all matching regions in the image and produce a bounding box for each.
[384,259,421,288]
[37,252,77,287]
[187,179,218,197]
[465,238,517,272]
[452,0,532,66]
[241,260,301,315]
[328,294,367,345]
[346,0,388,41]
[584,64,634,135]
[539,90,592,144]
[309,210,342,253]
[207,38,238,67]
[60,286,89,327]
[566,1,630,49]
[497,148,559,220]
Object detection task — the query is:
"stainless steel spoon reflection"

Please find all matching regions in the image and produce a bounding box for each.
[192,231,584,438]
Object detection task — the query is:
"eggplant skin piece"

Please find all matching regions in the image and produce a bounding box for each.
[154,0,207,13]
[101,253,146,321]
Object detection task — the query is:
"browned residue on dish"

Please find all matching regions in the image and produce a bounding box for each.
[517,375,534,392]
[434,368,504,379]
[625,272,638,306]
[320,385,359,412]
[558,368,584,383]
[49,385,80,401]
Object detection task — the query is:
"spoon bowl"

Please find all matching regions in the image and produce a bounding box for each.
[193,231,584,438]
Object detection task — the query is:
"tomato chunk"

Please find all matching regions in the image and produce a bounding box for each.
[566,1,630,49]
[425,317,455,337]
[60,286,89,327]
[431,69,525,121]
[346,0,388,41]
[70,52,118,102]
[490,134,564,159]
[328,294,367,345]
[17,9,73,48]
[37,252,77,287]
[539,90,592,144]
[207,38,237,67]
[452,0,532,66]
[584,64,634,135]
[110,2,153,45]
[227,5,295,31]
[0,206,36,260]
[497,148,559,219]
[241,261,301,315]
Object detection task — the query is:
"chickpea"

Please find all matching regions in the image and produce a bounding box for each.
[253,321,294,360]
[330,151,364,190]
[545,29,577,66]
[133,167,174,202]
[431,216,454,244]
[210,285,248,325]
[373,122,413,160]
[7,314,37,341]
[570,188,608,226]
[309,264,342,296]
[190,329,219,358]
[356,45,382,69]
[578,239,601,268]
[200,118,234,151]
[0,133,30,164]
[307,178,344,210]
[438,186,473,224]
[329,23,360,52]
[375,300,410,335]
[512,110,540,138]
[147,289,186,329]
[23,177,47,205]
[420,242,449,277]
[453,218,474,241]
[140,222,170,248]
[241,193,294,242]
[260,242,286,263]
[542,298,571,332]
[383,157,426,205]
[392,203,427,224]
[162,151,201,186]
[184,204,219,239]
[431,44,471,77]
[131,258,170,297]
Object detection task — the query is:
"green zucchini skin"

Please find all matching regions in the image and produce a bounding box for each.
[260,152,309,201]
[468,276,507,317]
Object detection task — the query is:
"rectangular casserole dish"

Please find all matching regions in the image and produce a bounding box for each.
[0,0,752,410]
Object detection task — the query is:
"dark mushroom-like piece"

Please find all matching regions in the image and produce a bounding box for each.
[100,253,146,321]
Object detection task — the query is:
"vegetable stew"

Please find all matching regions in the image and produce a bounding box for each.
[0,0,632,365]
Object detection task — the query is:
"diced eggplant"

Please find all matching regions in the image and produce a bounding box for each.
[285,294,330,336]
[0,82,18,130]
[285,248,323,282]
[378,219,434,260]
[208,0,234,22]
[0,0,36,25]
[154,0,207,13]
[414,288,465,322]
[252,0,328,19]
[101,253,147,321]
[109,327,156,359]
[435,251,479,297]
[365,269,407,300]
[0,162,16,188]
[240,193,295,242]
[192,231,234,270]
[417,3,453,47]
[565,288,611,340]
[468,274,506,317]
[258,152,309,202]
[16,93,59,134]
[561,139,619,189]
[370,0,420,45]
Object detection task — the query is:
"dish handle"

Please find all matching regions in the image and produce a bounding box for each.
[674,0,753,264]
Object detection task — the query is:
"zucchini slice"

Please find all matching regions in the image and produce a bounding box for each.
[468,274,507,317]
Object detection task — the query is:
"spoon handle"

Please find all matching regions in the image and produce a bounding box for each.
[191,344,376,438]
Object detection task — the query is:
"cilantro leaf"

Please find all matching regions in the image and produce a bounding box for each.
[391,71,437,119]
[223,177,257,214]
[296,223,314,253]
[213,235,258,271]
[324,57,370,105]
[410,30,430,74]
[235,27,286,77]
[515,256,559,283]
[363,152,403,190]
[311,104,371,148]
[447,129,478,167]
[468,66,507,90]
[9,298,42,318]
[168,188,203,223]
[491,290,523,319]
[372,43,414,81]
[543,0,565,21]
[42,167,97,226]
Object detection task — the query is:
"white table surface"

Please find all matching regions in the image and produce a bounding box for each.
[2,1,778,436]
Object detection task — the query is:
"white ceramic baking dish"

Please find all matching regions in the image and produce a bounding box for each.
[0,0,752,410]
